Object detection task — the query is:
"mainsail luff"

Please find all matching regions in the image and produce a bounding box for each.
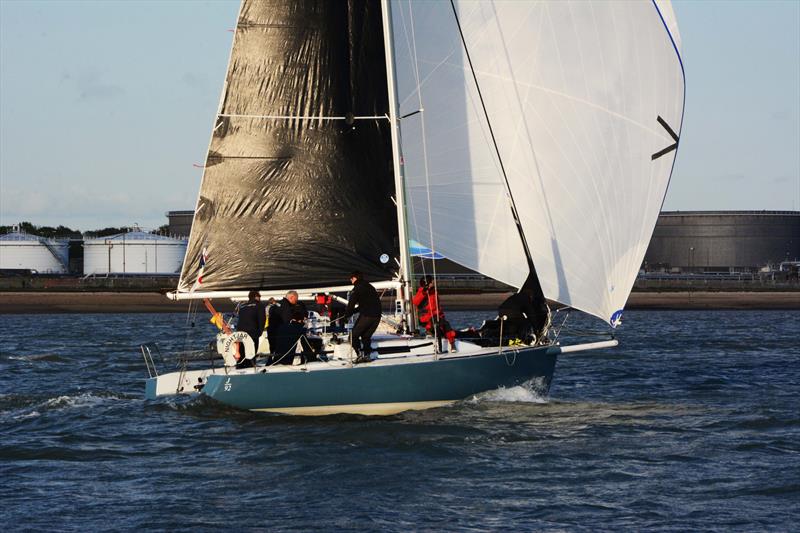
[178,0,399,293]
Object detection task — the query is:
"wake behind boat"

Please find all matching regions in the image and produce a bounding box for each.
[141,0,684,415]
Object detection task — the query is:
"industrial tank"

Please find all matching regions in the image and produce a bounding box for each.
[643,211,800,272]
[83,231,187,275]
[0,231,69,273]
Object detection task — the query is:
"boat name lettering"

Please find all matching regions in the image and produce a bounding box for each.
[223,332,248,352]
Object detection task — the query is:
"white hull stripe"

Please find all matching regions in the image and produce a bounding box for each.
[252,400,454,416]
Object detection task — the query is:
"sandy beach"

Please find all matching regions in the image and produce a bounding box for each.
[0,291,797,314]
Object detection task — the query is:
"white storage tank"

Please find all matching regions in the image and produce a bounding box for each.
[0,231,69,273]
[83,231,187,275]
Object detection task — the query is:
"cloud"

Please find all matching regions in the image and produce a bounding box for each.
[62,69,126,103]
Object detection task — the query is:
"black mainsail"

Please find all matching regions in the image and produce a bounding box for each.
[179,0,398,293]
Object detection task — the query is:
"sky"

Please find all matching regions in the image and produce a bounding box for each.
[0,0,798,231]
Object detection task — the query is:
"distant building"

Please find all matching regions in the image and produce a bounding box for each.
[643,211,800,273]
[166,211,194,239]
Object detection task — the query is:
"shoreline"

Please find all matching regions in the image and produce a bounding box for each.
[0,291,797,314]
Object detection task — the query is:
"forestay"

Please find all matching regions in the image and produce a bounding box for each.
[391,0,685,325]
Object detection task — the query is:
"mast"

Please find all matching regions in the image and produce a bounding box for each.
[381,0,415,331]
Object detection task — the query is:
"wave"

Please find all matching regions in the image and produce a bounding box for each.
[1,392,130,420]
[469,377,550,405]
[13,410,41,420]
[41,393,119,410]
[3,352,71,363]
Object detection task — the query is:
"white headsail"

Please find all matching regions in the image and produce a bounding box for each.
[391,0,685,325]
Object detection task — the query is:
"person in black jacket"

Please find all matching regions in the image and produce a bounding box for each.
[267,290,307,353]
[497,287,549,343]
[345,271,382,364]
[236,290,267,367]
[271,310,315,365]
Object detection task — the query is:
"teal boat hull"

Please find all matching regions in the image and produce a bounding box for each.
[201,346,559,415]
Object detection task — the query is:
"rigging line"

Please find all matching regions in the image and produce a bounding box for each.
[400,3,438,345]
[408,4,440,352]
[397,3,429,293]
[408,4,438,294]
[182,300,199,370]
[216,113,388,120]
[448,0,535,273]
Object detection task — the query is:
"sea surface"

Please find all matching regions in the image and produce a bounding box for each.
[1,309,798,531]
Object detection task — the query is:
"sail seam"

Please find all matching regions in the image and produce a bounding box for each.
[207,155,289,161]
[217,113,388,120]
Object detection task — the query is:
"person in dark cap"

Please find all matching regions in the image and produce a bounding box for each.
[235,290,266,368]
[345,271,382,364]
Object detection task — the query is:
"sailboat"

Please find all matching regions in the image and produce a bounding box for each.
[143,0,684,415]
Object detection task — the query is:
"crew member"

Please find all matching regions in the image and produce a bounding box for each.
[267,290,307,352]
[235,290,266,367]
[497,287,549,343]
[412,276,457,352]
[345,271,382,364]
[272,310,315,365]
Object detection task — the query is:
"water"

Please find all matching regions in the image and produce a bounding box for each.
[1,310,798,531]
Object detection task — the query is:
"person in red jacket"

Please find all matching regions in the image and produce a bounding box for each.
[412,276,457,352]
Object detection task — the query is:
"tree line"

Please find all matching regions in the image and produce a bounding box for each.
[0,221,170,239]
